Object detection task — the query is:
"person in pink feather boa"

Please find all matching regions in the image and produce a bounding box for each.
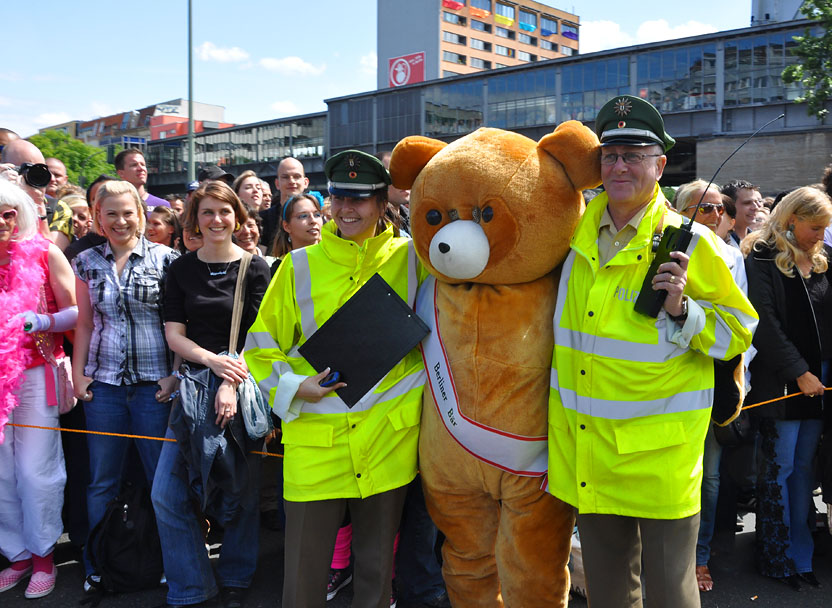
[0,178,77,599]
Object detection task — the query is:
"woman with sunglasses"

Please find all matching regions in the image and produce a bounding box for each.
[0,178,77,599]
[673,179,749,593]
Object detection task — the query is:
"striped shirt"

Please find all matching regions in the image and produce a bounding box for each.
[73,237,178,385]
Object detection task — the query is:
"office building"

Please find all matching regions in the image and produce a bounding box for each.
[378,0,579,88]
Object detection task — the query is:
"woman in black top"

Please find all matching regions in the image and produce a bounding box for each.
[742,186,832,590]
[150,182,270,607]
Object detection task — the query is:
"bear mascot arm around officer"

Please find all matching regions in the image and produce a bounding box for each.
[390,121,601,608]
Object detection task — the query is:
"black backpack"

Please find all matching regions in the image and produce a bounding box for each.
[86,483,164,593]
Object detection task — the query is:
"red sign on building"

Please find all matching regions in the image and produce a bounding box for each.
[388,52,425,88]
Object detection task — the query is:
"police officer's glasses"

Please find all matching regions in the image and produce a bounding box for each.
[601,152,662,165]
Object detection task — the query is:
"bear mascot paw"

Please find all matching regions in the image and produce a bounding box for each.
[390,121,601,608]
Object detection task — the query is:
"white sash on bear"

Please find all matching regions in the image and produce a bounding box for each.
[416,276,548,477]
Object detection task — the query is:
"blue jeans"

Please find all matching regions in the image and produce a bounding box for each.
[395,475,447,602]
[151,429,259,606]
[84,380,170,576]
[757,418,823,576]
[696,424,722,566]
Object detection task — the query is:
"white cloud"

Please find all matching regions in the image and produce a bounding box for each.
[34,112,71,126]
[580,20,634,54]
[359,52,377,76]
[635,20,717,45]
[270,100,300,116]
[90,102,114,118]
[259,56,325,77]
[581,19,718,54]
[196,41,250,63]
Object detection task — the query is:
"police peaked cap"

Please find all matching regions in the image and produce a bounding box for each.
[325,150,391,198]
[595,95,675,152]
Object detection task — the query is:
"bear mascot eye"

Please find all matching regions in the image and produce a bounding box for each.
[481,206,494,223]
[426,209,443,225]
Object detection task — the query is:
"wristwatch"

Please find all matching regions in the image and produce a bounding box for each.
[668,296,688,325]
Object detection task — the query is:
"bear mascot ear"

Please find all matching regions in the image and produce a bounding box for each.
[389,136,448,189]
[537,120,602,192]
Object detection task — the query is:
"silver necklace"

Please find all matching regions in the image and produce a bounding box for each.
[206,260,233,276]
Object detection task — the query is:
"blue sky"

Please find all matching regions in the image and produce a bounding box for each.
[1,1,753,137]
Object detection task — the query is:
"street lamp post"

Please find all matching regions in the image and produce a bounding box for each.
[187,0,195,182]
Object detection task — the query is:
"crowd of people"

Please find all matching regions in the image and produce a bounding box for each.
[0,91,832,608]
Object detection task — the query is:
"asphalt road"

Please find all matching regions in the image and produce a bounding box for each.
[3,503,831,607]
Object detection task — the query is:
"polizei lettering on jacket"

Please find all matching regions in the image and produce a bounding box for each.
[416,276,548,477]
[614,286,639,302]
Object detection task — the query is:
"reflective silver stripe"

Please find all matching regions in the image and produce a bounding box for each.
[555,325,688,364]
[407,241,417,307]
[256,358,295,398]
[697,301,758,360]
[555,382,713,420]
[554,252,687,364]
[302,368,426,415]
[291,248,318,338]
[245,330,280,352]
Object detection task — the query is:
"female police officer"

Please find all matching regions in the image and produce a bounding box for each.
[245,151,425,608]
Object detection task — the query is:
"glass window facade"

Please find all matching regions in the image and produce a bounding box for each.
[470,58,492,69]
[425,80,484,137]
[636,44,717,111]
[470,0,490,9]
[443,51,467,65]
[495,26,514,39]
[471,38,491,51]
[540,40,557,51]
[470,19,490,32]
[495,3,514,20]
[496,45,515,58]
[519,10,536,28]
[443,11,464,25]
[443,31,466,45]
[377,89,420,148]
[561,58,629,121]
[541,16,558,34]
[562,24,578,40]
[518,33,537,46]
[517,51,533,62]
[488,69,556,129]
[723,31,803,106]
[329,99,373,149]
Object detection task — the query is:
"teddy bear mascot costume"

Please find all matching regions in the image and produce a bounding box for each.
[389,121,601,607]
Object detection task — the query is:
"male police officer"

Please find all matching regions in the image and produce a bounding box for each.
[547,95,757,608]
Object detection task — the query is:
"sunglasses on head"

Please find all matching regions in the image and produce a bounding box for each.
[1,208,18,222]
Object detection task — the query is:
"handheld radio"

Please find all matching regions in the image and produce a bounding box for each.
[633,113,784,318]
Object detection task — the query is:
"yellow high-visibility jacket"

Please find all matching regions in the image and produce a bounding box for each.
[547,185,757,519]
[244,223,426,501]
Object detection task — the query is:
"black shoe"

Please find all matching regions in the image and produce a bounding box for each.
[798,571,821,588]
[772,575,802,592]
[326,567,353,601]
[221,586,246,608]
[260,509,283,531]
[422,591,452,607]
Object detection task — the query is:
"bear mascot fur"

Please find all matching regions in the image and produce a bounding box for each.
[390,121,601,607]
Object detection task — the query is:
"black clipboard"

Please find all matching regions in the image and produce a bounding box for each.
[298,273,429,407]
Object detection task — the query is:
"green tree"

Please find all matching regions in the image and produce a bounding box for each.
[781,0,832,119]
[28,130,118,188]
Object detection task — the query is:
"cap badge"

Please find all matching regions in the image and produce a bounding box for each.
[347,155,360,168]
[618,120,626,129]
[349,171,358,179]
[613,98,632,117]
